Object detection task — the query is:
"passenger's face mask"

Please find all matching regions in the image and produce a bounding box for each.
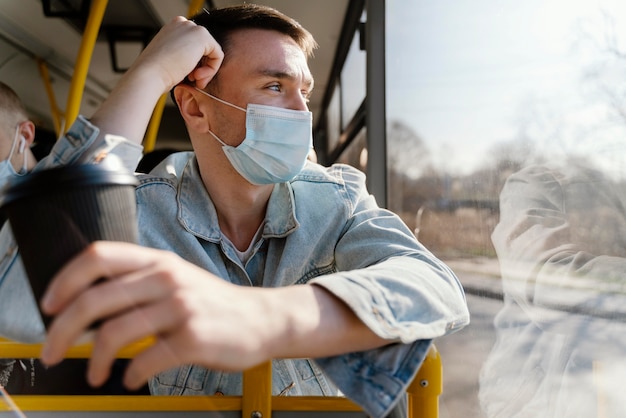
[195,87,313,185]
[0,125,28,191]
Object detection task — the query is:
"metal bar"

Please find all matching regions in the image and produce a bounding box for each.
[0,337,439,417]
[36,59,63,136]
[407,345,442,418]
[365,0,387,208]
[242,361,272,418]
[314,0,365,164]
[0,337,153,359]
[327,101,365,163]
[64,0,108,132]
[187,0,207,16]
[143,94,167,153]
[3,396,240,412]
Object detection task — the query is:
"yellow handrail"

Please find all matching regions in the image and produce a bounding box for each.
[0,337,441,417]
[143,94,167,153]
[408,344,442,417]
[63,0,108,132]
[36,59,64,137]
[143,0,206,153]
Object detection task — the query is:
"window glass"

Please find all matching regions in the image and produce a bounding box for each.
[325,81,342,155]
[387,1,626,416]
[337,127,367,173]
[340,28,366,130]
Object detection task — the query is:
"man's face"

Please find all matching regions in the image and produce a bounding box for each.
[206,28,314,147]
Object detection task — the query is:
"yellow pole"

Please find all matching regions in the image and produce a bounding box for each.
[0,337,154,359]
[407,345,442,418]
[63,0,108,132]
[143,0,207,152]
[187,0,206,17]
[36,59,63,136]
[143,94,166,152]
[242,361,272,418]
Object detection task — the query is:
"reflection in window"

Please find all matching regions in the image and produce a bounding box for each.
[387,1,626,417]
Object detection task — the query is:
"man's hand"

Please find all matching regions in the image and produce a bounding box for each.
[40,242,272,389]
[133,16,224,92]
[89,16,224,145]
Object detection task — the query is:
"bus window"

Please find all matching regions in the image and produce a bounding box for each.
[387,0,626,416]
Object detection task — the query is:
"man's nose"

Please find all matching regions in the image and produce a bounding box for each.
[286,91,309,111]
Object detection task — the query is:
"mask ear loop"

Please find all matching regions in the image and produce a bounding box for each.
[7,125,28,175]
[194,87,247,112]
[194,87,247,148]
[18,135,28,174]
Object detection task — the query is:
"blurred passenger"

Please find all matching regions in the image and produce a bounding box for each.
[0,81,38,186]
[0,81,148,395]
[0,80,36,390]
[480,161,626,417]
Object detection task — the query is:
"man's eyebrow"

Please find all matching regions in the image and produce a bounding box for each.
[258,69,314,89]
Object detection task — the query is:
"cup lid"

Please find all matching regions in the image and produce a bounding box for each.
[1,163,138,207]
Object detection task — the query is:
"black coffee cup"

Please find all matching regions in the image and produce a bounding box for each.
[0,163,138,328]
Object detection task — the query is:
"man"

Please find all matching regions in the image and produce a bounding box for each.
[1,5,469,417]
[0,81,37,390]
[0,82,38,186]
[0,81,149,395]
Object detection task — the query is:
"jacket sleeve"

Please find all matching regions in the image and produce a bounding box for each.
[309,164,469,418]
[492,164,626,326]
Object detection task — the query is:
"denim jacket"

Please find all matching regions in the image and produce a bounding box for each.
[0,117,469,418]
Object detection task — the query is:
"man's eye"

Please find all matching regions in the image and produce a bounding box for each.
[268,84,281,92]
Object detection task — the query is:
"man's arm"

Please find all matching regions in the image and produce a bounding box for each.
[88,16,223,146]
[39,243,396,385]
[493,164,626,322]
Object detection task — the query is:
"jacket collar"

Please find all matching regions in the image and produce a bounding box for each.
[177,155,299,241]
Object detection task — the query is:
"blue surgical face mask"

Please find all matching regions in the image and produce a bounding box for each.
[195,87,313,185]
[0,125,28,192]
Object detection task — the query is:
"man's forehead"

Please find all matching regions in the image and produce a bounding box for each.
[227,28,305,57]
[226,29,313,82]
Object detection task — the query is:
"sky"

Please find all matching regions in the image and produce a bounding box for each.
[385,0,626,176]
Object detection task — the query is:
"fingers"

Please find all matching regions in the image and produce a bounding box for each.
[136,16,223,91]
[40,242,174,364]
[173,16,224,87]
[189,54,224,89]
[42,242,157,314]
[168,16,224,89]
[86,298,185,386]
[122,336,190,389]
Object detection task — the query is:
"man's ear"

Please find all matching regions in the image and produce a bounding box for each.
[173,84,211,133]
[18,120,36,147]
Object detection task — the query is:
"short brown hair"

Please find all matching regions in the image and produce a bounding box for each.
[191,4,318,59]
[0,81,28,131]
